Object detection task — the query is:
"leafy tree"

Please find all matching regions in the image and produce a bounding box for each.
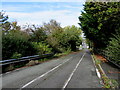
[10,21,21,31]
[0,11,8,23]
[43,19,62,34]
[2,21,37,60]
[79,2,120,49]
[105,29,120,65]
[0,11,11,32]
[24,25,47,42]
[32,42,52,55]
[43,19,83,52]
[2,29,37,60]
[43,20,63,53]
[62,25,82,51]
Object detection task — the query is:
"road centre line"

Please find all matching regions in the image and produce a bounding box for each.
[62,53,86,89]
[20,57,73,89]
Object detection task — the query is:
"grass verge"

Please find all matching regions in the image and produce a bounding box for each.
[91,53,119,89]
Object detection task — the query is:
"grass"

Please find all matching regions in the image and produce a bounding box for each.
[92,53,119,89]
[101,74,119,88]
[38,50,72,62]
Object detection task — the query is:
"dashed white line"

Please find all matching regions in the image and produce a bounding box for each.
[20,57,72,89]
[62,53,86,89]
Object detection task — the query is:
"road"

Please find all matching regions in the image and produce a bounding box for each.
[2,49,102,89]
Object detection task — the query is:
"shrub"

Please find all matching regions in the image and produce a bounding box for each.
[32,42,52,55]
[11,52,22,59]
[105,31,120,65]
[2,30,37,60]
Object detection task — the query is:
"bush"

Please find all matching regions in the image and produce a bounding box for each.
[105,31,120,65]
[11,52,22,59]
[32,42,52,55]
[2,30,37,60]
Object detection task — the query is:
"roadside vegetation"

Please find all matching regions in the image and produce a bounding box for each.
[79,2,120,66]
[1,11,83,60]
[92,54,119,88]
[79,2,120,89]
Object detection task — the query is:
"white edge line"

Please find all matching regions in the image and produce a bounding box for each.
[21,57,73,89]
[62,53,86,89]
[91,55,101,79]
[91,54,109,85]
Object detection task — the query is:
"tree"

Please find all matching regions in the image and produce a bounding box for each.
[24,25,47,42]
[62,25,82,51]
[2,29,37,60]
[43,20,63,53]
[10,21,21,31]
[79,2,120,49]
[2,19,37,59]
[0,11,11,32]
[105,29,120,65]
[43,20,82,52]
[43,19,62,34]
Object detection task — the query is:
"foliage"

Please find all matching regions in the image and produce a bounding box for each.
[62,25,82,51]
[24,25,47,42]
[1,13,83,60]
[105,30,120,65]
[54,48,71,57]
[79,2,120,49]
[45,23,82,52]
[10,21,20,30]
[32,42,52,55]
[102,74,119,88]
[43,19,62,34]
[0,11,8,23]
[43,20,63,53]
[0,11,11,32]
[2,27,37,60]
[11,52,22,59]
[85,38,93,49]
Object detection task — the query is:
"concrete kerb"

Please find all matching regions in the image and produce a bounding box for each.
[91,54,104,86]
[91,53,118,88]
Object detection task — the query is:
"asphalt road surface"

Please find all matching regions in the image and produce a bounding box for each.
[2,49,102,89]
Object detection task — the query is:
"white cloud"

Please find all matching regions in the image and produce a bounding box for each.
[2,0,86,2]
[3,2,84,27]
[3,0,117,2]
[6,10,81,27]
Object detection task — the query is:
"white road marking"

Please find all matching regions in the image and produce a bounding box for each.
[20,57,72,89]
[91,55,101,79]
[62,53,86,89]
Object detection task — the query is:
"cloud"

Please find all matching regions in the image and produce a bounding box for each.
[2,2,84,13]
[3,2,84,27]
[6,10,81,27]
[2,0,86,2]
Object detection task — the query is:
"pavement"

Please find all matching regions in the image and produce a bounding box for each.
[2,49,102,89]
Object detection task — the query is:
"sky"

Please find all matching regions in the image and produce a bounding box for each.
[1,0,85,27]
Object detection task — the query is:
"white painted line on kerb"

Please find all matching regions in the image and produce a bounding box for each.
[91,55,101,79]
[62,53,86,89]
[20,57,72,89]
